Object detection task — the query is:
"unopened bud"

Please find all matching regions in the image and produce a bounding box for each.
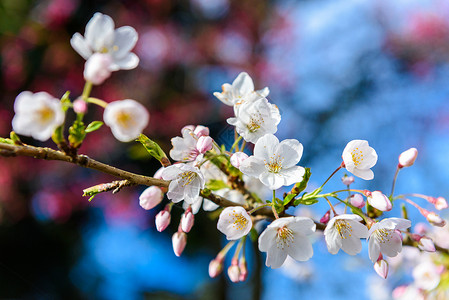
[193,125,209,137]
[374,259,389,279]
[230,152,249,168]
[320,210,331,224]
[341,175,355,186]
[367,191,392,211]
[83,53,113,85]
[139,186,164,210]
[239,258,248,282]
[181,210,195,233]
[196,136,213,154]
[418,237,436,252]
[414,222,428,235]
[398,148,418,168]
[426,211,446,227]
[172,231,187,257]
[434,197,448,210]
[350,194,365,208]
[73,98,88,114]
[209,259,223,278]
[227,259,241,283]
[155,208,171,232]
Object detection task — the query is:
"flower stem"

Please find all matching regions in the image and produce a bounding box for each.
[389,166,400,198]
[271,190,279,219]
[333,195,371,224]
[87,97,108,108]
[248,204,271,215]
[324,196,337,216]
[231,136,243,152]
[320,165,342,189]
[82,81,93,101]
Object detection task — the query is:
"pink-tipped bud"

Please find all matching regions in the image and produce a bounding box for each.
[172,231,187,257]
[208,259,223,278]
[230,152,249,168]
[227,259,241,283]
[320,210,331,224]
[414,222,428,235]
[425,211,446,227]
[434,197,448,210]
[139,186,164,210]
[398,148,418,168]
[239,259,248,282]
[418,237,436,252]
[73,98,88,114]
[374,259,389,279]
[155,208,171,232]
[392,285,408,299]
[181,210,195,233]
[367,191,392,211]
[196,136,213,154]
[350,194,365,208]
[341,175,355,186]
[83,53,113,85]
[193,125,209,137]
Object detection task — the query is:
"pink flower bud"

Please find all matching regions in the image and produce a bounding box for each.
[83,53,113,85]
[320,210,331,224]
[172,231,187,257]
[230,152,249,168]
[181,210,195,233]
[392,286,408,299]
[196,136,213,154]
[426,211,446,227]
[374,259,389,279]
[341,175,355,186]
[418,237,436,252]
[434,197,448,210]
[414,222,428,235]
[350,194,365,208]
[155,208,171,232]
[227,259,241,283]
[193,125,209,137]
[398,148,418,168]
[73,98,87,114]
[367,191,392,211]
[139,186,164,210]
[208,259,223,278]
[239,259,248,282]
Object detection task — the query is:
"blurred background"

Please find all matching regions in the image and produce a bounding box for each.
[0,0,449,299]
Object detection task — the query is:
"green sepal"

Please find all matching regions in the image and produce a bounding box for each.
[283,193,296,206]
[293,187,322,206]
[291,167,311,195]
[0,137,14,144]
[68,120,86,148]
[206,179,228,191]
[60,91,71,112]
[9,131,21,145]
[85,121,104,133]
[51,125,65,145]
[136,134,168,165]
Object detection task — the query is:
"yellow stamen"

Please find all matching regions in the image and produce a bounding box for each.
[228,209,249,230]
[335,220,353,239]
[351,147,364,167]
[37,106,55,125]
[276,226,294,249]
[178,171,197,187]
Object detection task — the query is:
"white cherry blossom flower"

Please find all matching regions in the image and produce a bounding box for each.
[83,52,114,85]
[227,97,281,143]
[12,91,65,141]
[103,99,149,142]
[239,134,305,190]
[161,164,205,205]
[412,261,441,291]
[217,206,252,240]
[170,127,199,162]
[213,72,269,106]
[368,218,411,263]
[71,12,139,70]
[259,217,316,268]
[342,140,378,180]
[324,214,369,255]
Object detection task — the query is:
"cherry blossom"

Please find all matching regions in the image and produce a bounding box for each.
[324,214,369,255]
[161,164,205,204]
[139,186,164,210]
[258,217,316,268]
[398,148,418,168]
[239,134,305,190]
[12,91,65,141]
[342,140,378,180]
[217,206,252,240]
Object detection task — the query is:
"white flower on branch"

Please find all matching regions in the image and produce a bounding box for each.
[71,12,139,70]
[12,91,65,141]
[213,72,269,106]
[342,139,378,180]
[217,206,252,240]
[368,217,411,263]
[83,53,114,85]
[324,214,369,255]
[258,217,316,269]
[227,97,281,144]
[103,99,149,142]
[161,164,205,205]
[239,134,305,190]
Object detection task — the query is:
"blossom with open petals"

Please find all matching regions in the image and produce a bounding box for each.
[324,214,369,255]
[259,217,316,268]
[213,72,269,106]
[217,206,252,240]
[71,12,139,70]
[227,97,281,144]
[12,91,65,141]
[342,140,378,180]
[368,218,411,262]
[103,99,149,142]
[161,164,205,204]
[239,134,305,190]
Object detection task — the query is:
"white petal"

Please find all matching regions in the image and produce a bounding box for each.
[113,53,139,70]
[239,156,265,177]
[289,217,316,235]
[266,242,288,268]
[369,237,381,263]
[233,72,254,96]
[280,166,305,186]
[276,139,303,168]
[112,26,138,59]
[70,33,92,59]
[350,220,369,238]
[380,233,403,258]
[161,165,181,180]
[288,233,313,261]
[325,228,342,254]
[258,227,277,252]
[166,180,185,203]
[352,168,374,180]
[341,236,363,255]
[256,87,270,97]
[389,218,412,230]
[259,172,284,190]
[85,13,115,52]
[254,134,279,160]
[202,199,219,211]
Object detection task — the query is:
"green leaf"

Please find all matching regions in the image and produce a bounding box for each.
[292,168,311,195]
[9,131,21,144]
[85,121,104,133]
[206,179,228,191]
[136,134,169,165]
[60,91,71,112]
[294,197,319,206]
[283,193,296,206]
